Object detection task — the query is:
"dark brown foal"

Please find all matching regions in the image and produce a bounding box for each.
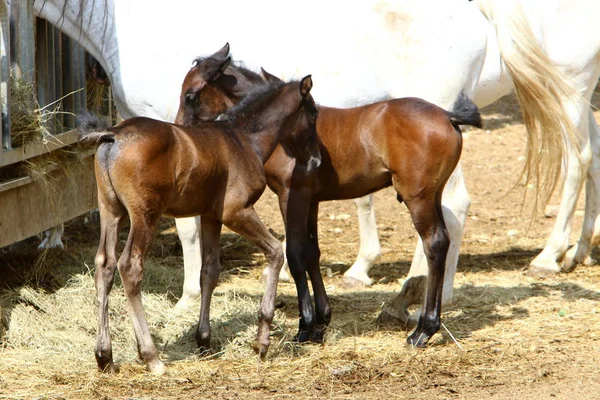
[178,55,481,348]
[80,76,320,374]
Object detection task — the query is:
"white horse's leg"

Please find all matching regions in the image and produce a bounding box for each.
[564,110,600,270]
[174,216,203,309]
[343,194,382,287]
[529,100,592,276]
[379,163,471,323]
[38,224,65,249]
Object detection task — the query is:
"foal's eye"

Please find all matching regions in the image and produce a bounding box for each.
[185,92,197,104]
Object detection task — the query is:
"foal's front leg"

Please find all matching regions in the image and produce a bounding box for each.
[224,207,284,357]
[284,189,318,342]
[305,203,331,342]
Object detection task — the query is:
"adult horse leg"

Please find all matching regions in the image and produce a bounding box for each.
[174,216,202,309]
[195,217,222,349]
[305,202,331,342]
[223,207,284,357]
[118,210,165,374]
[94,194,125,373]
[379,164,470,324]
[529,96,593,276]
[343,194,382,287]
[565,111,600,269]
[402,188,449,347]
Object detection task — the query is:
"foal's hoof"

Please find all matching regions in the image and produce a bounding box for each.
[97,361,119,374]
[406,330,431,348]
[294,329,312,343]
[377,306,413,328]
[252,341,270,359]
[195,333,211,351]
[310,325,327,344]
[147,359,167,376]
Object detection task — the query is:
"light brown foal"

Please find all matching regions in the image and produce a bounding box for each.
[80,76,320,374]
[176,54,482,348]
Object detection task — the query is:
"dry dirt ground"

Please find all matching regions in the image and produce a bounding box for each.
[0,92,599,399]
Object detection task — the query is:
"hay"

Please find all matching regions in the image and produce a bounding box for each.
[8,74,47,148]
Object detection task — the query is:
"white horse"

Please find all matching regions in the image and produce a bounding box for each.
[32,1,592,324]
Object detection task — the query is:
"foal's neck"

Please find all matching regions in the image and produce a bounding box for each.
[234,108,291,165]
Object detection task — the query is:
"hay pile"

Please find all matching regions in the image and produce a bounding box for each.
[0,206,599,399]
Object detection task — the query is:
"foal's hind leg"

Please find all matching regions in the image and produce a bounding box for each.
[403,190,449,347]
[118,211,165,374]
[380,164,469,324]
[223,206,284,357]
[391,167,450,347]
[195,217,222,349]
[95,197,125,373]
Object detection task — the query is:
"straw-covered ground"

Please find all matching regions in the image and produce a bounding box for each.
[0,91,599,399]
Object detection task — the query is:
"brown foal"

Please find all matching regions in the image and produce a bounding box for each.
[176,47,482,348]
[80,76,320,374]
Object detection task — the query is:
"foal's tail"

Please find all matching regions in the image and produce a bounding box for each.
[446,92,482,129]
[76,112,115,143]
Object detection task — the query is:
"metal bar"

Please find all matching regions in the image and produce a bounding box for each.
[1,0,11,150]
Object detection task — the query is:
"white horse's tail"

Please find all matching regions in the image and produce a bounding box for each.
[477,0,580,208]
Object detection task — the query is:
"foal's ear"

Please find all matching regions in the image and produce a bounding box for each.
[205,57,232,81]
[299,75,313,98]
[260,67,283,84]
[212,42,230,60]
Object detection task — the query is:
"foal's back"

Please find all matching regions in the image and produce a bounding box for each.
[98,117,264,219]
[309,98,463,201]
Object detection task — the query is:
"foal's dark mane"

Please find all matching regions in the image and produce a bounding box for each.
[224,80,286,123]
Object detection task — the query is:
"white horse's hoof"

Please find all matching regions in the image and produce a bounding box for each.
[342,273,372,288]
[174,294,200,310]
[527,259,561,278]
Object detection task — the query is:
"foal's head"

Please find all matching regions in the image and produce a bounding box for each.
[175,43,264,125]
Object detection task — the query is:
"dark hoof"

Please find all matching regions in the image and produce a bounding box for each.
[95,351,118,374]
[195,333,211,350]
[96,360,119,374]
[275,298,286,309]
[294,329,312,343]
[406,330,431,348]
[310,325,327,343]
